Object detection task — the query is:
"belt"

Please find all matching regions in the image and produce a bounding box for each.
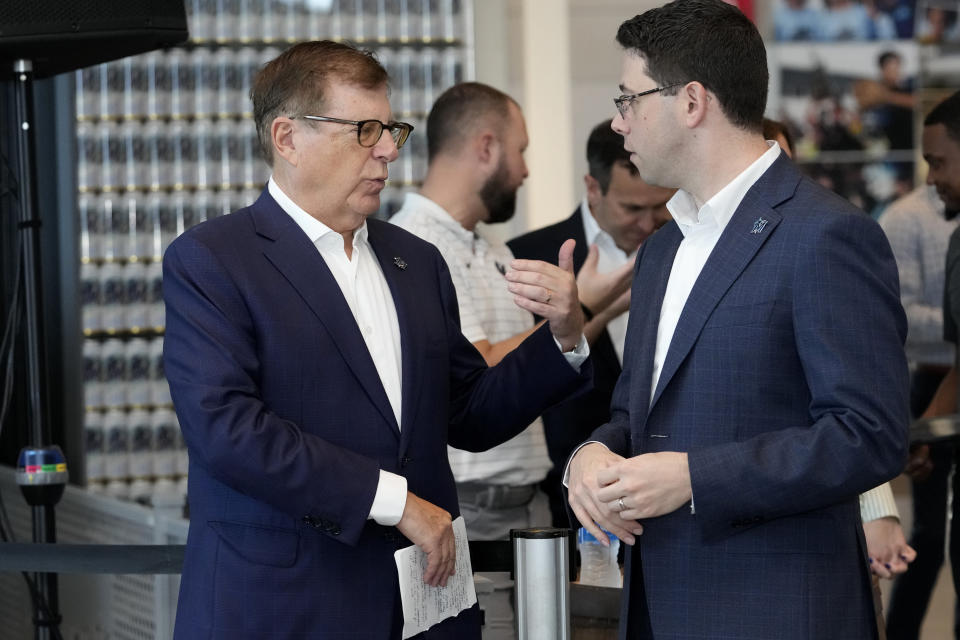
[457,481,537,510]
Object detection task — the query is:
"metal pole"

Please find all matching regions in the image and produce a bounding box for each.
[12,57,60,640]
[511,528,571,640]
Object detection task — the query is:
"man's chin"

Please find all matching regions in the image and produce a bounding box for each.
[357,195,382,218]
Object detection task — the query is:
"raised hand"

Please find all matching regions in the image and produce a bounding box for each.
[506,238,585,352]
[576,243,635,315]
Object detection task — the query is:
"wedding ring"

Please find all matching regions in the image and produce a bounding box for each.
[618,497,625,512]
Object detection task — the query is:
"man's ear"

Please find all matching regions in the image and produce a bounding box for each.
[679,81,710,129]
[584,173,603,207]
[476,129,500,169]
[271,117,299,166]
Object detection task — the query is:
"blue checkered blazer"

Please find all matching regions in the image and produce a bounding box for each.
[590,154,909,639]
[163,190,590,639]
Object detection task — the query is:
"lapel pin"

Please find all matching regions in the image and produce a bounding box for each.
[750,217,768,235]
[393,256,407,270]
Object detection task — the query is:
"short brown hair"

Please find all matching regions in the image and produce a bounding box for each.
[251,40,388,165]
[426,82,517,163]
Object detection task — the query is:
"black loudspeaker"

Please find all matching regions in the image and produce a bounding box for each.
[0,0,188,78]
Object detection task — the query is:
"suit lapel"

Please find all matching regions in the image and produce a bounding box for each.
[366,221,421,452]
[648,156,798,411]
[252,191,400,438]
[633,225,683,427]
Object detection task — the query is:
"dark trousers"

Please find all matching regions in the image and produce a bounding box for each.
[886,369,960,639]
[542,468,567,528]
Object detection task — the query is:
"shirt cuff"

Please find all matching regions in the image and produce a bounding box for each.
[859,482,899,523]
[561,440,609,487]
[555,333,590,371]
[369,470,408,526]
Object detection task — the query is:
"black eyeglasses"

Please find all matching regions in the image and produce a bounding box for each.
[613,84,681,118]
[299,115,414,149]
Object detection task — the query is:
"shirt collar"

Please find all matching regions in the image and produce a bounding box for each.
[667,142,781,237]
[579,197,603,246]
[268,175,368,248]
[401,192,477,244]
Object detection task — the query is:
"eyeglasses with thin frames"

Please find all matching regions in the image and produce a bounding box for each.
[299,115,414,149]
[613,84,681,118]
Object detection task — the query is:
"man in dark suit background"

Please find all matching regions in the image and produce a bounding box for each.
[566,1,909,638]
[508,120,673,526]
[162,41,591,639]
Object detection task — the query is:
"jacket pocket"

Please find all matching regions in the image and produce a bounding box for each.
[719,513,837,555]
[705,299,778,329]
[208,520,300,567]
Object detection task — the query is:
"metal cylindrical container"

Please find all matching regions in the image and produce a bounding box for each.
[511,528,571,640]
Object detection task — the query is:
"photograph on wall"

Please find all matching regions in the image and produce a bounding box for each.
[801,159,913,217]
[917,45,960,99]
[773,0,916,42]
[915,0,960,45]
[769,41,919,216]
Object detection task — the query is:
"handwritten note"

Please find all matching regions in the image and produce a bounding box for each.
[394,516,477,638]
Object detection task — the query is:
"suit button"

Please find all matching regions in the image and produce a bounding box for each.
[302,515,319,528]
[331,526,341,536]
[400,456,412,467]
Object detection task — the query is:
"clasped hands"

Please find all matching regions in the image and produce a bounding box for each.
[568,443,692,546]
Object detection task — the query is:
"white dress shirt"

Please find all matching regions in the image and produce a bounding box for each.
[268,177,407,526]
[580,197,634,365]
[879,185,958,368]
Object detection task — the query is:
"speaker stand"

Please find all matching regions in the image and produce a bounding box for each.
[11,58,62,640]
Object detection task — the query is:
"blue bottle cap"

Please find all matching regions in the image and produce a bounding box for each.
[578,526,618,544]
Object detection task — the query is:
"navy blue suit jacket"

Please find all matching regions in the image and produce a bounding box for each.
[589,156,909,639]
[162,190,590,639]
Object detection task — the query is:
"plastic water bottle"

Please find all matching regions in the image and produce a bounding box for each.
[577,527,622,588]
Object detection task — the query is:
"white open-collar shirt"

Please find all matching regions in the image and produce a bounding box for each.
[269,177,407,526]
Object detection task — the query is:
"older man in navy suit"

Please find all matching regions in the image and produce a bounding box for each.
[566,2,909,638]
[163,41,590,639]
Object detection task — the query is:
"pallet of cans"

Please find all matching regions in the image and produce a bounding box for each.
[72,0,474,493]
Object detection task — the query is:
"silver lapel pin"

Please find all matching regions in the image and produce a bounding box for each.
[750,217,768,234]
[393,256,407,270]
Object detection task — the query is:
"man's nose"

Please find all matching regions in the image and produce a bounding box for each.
[636,215,656,237]
[611,114,628,135]
[374,132,400,162]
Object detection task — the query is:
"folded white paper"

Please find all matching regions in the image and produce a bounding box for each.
[395,515,477,638]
